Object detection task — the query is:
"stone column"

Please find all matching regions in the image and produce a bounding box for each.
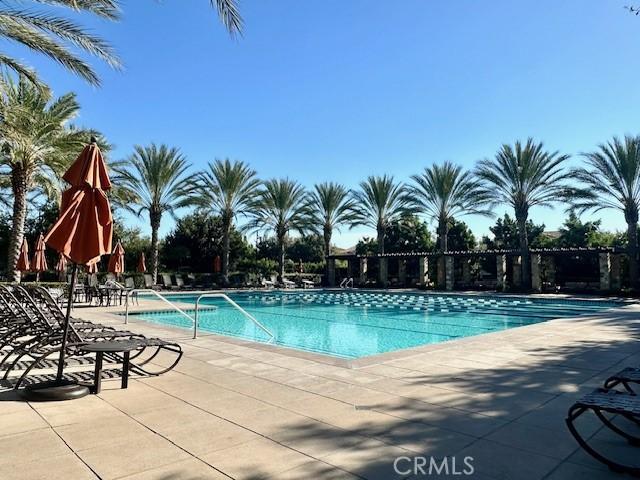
[611,254,621,291]
[379,257,388,288]
[599,252,611,291]
[418,257,429,287]
[461,258,471,285]
[544,256,556,288]
[359,258,368,286]
[445,256,454,291]
[437,256,446,289]
[531,253,542,292]
[347,258,354,280]
[512,256,522,288]
[327,258,336,287]
[496,255,507,291]
[398,259,407,286]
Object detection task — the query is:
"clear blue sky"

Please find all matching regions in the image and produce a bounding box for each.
[20,0,640,247]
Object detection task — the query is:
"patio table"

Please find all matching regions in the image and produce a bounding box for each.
[82,340,138,394]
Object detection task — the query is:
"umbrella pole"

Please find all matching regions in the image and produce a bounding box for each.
[56,263,77,381]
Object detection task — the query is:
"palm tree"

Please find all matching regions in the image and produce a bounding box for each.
[351,175,412,255]
[569,135,640,289]
[308,182,358,257]
[476,138,571,289]
[197,158,261,285]
[0,1,121,87]
[114,144,195,283]
[0,1,244,87]
[0,76,95,281]
[248,179,310,281]
[410,161,493,253]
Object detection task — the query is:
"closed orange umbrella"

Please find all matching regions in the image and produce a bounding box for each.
[137,252,146,273]
[55,254,67,281]
[86,261,98,274]
[31,234,48,281]
[45,140,112,265]
[55,254,67,273]
[16,238,30,273]
[214,255,221,273]
[108,241,125,274]
[32,139,113,400]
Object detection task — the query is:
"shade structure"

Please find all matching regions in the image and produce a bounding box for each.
[45,141,113,265]
[214,255,221,273]
[108,241,125,274]
[27,139,113,401]
[55,254,67,273]
[31,234,48,273]
[137,252,147,273]
[16,238,30,272]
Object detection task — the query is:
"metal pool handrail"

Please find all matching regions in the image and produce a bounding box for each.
[195,293,274,342]
[124,289,199,338]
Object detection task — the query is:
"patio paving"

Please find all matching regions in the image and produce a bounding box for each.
[1,297,640,479]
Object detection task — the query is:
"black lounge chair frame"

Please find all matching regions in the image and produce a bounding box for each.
[0,286,182,390]
[566,388,640,476]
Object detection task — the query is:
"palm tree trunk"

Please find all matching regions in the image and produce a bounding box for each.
[323,225,332,286]
[221,216,231,286]
[437,219,448,289]
[277,232,286,282]
[7,167,28,283]
[377,226,385,255]
[516,215,531,290]
[150,211,161,284]
[627,221,639,290]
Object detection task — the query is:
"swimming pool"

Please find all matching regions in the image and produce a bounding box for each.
[129,291,620,359]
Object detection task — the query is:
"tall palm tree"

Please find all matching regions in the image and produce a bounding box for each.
[0,1,121,87]
[569,135,640,289]
[410,161,493,253]
[308,182,358,257]
[0,1,242,87]
[114,144,195,283]
[351,175,412,255]
[197,158,261,285]
[476,138,571,289]
[0,76,96,281]
[248,179,310,281]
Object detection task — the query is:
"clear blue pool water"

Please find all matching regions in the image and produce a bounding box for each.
[129,290,620,359]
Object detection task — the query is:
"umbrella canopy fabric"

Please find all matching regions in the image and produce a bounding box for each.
[55,254,67,273]
[107,241,125,274]
[137,252,146,273]
[31,234,48,273]
[45,142,113,265]
[16,238,30,272]
[214,255,221,273]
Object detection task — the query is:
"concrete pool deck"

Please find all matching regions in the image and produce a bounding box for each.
[1,296,640,479]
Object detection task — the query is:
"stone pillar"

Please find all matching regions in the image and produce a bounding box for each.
[531,253,542,292]
[512,256,522,288]
[379,257,388,287]
[461,258,471,285]
[327,258,336,287]
[347,258,355,280]
[418,257,429,287]
[496,255,507,292]
[359,258,368,286]
[437,256,446,289]
[445,256,454,291]
[544,256,556,288]
[599,252,611,291]
[398,259,407,286]
[611,254,621,291]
